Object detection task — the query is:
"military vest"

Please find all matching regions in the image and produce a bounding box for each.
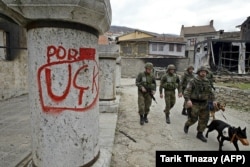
[182,72,194,88]
[161,73,178,90]
[190,77,212,100]
[140,72,155,90]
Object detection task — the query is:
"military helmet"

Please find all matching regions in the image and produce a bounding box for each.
[145,62,153,69]
[166,64,176,71]
[196,66,209,74]
[186,65,194,71]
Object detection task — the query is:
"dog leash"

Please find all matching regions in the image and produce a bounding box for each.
[230,133,237,143]
[220,110,227,120]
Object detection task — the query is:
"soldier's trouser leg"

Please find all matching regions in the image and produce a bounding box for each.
[144,93,152,115]
[196,106,209,142]
[164,91,175,124]
[164,91,176,116]
[138,91,145,125]
[197,105,209,133]
[184,104,199,128]
[184,103,209,142]
[164,93,170,123]
[144,94,152,123]
[138,91,145,115]
[184,107,191,134]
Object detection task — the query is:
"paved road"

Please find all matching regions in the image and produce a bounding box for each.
[0,94,118,167]
[0,95,30,167]
[111,79,250,167]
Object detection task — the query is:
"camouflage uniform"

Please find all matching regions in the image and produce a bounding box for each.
[136,62,156,125]
[206,69,215,110]
[183,66,216,142]
[180,66,195,115]
[159,64,181,124]
[206,70,214,82]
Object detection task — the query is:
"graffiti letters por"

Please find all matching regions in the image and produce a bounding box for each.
[37,46,99,113]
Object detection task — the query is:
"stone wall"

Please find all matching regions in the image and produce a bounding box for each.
[0,19,28,101]
[121,57,191,78]
[0,49,28,101]
[215,85,250,111]
[215,75,250,83]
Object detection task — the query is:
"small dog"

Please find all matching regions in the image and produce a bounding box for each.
[206,120,249,151]
[210,102,226,120]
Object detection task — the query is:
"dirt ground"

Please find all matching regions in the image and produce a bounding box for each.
[110,79,250,167]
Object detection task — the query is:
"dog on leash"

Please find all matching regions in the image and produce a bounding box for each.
[205,120,249,151]
[209,102,226,120]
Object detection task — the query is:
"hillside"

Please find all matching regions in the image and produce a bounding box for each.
[109,25,135,33]
[109,25,179,37]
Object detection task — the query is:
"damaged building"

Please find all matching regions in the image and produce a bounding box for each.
[194,16,250,75]
[194,39,250,74]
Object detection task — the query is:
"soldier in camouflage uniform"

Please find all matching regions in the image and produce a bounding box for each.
[136,62,156,125]
[180,65,195,116]
[183,66,217,142]
[159,64,182,124]
[206,69,215,90]
[206,67,215,110]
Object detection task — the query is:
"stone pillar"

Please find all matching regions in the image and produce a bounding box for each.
[116,55,122,88]
[28,25,101,167]
[98,45,119,112]
[99,56,117,100]
[1,1,111,166]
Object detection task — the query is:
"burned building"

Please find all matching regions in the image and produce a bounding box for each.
[194,39,250,74]
[240,16,250,40]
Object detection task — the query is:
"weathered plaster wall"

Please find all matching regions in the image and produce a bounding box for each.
[0,48,28,100]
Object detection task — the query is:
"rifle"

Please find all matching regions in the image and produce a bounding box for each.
[145,87,157,104]
[119,130,136,143]
[211,84,216,91]
[208,79,215,91]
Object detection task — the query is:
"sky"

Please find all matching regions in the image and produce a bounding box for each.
[110,0,250,35]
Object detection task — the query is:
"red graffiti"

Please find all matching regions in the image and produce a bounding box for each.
[73,64,90,105]
[38,46,99,113]
[45,64,72,101]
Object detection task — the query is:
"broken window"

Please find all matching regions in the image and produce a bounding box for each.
[196,45,200,53]
[204,45,207,52]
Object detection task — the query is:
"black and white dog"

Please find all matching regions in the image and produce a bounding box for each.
[206,120,249,151]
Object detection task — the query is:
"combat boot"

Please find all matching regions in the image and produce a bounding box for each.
[140,115,144,125]
[184,124,189,134]
[165,114,170,124]
[144,114,148,123]
[182,108,187,115]
[196,132,207,142]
